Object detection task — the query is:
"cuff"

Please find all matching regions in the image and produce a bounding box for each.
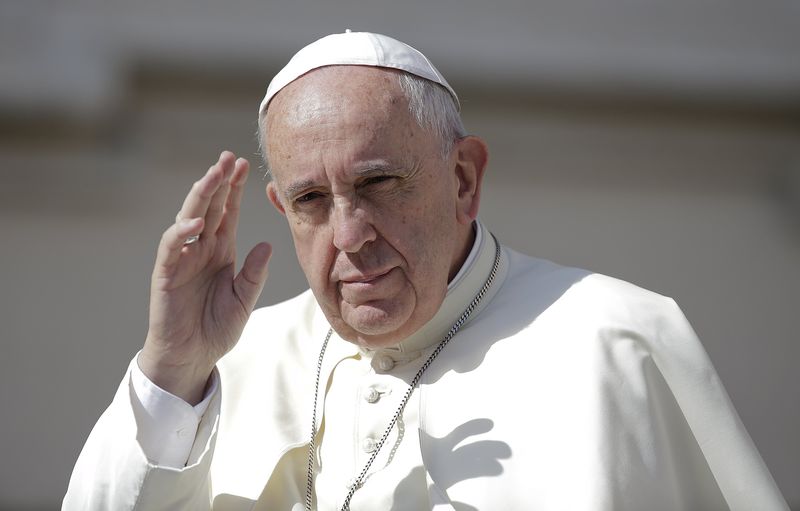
[130,352,219,468]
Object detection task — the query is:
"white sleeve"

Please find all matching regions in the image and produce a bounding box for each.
[63,357,221,510]
[130,353,219,468]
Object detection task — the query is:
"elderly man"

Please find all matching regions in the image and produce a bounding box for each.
[64,32,787,510]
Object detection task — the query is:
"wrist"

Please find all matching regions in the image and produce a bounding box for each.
[137,346,214,405]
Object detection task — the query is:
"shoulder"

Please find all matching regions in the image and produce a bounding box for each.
[220,288,323,370]
[480,246,708,392]
[243,289,320,339]
[501,245,684,325]
[488,246,694,357]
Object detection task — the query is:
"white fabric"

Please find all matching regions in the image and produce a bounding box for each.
[130,357,218,468]
[258,31,459,115]
[64,221,789,510]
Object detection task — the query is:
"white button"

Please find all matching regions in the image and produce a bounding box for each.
[376,356,395,371]
[176,428,189,438]
[364,388,380,403]
[361,437,377,453]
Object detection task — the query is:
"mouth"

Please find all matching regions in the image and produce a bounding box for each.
[337,267,404,305]
[340,268,393,284]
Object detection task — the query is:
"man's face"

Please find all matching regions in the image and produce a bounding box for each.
[265,66,476,348]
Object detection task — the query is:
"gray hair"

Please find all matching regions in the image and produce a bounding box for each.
[396,72,467,157]
[257,70,466,175]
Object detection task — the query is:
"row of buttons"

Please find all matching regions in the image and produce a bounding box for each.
[359,355,399,459]
[362,380,385,453]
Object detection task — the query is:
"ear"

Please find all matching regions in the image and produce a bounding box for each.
[453,136,489,225]
[266,181,286,216]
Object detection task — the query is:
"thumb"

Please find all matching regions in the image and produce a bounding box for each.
[233,242,272,312]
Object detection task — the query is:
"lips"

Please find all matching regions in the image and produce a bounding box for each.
[338,267,403,304]
[339,268,392,284]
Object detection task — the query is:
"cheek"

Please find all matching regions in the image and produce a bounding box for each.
[292,224,335,289]
[396,223,442,276]
[405,203,460,280]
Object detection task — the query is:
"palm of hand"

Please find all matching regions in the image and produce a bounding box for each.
[140,151,272,404]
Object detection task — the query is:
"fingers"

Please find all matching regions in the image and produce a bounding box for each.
[218,158,250,237]
[233,242,272,312]
[155,217,204,273]
[203,173,232,235]
[155,151,251,280]
[176,151,237,233]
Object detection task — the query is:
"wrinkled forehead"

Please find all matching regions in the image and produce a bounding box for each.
[263,66,436,190]
[265,66,408,135]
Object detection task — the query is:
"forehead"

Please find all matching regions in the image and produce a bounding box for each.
[266,66,407,130]
[264,67,428,183]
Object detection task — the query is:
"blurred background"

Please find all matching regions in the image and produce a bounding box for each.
[1,0,798,509]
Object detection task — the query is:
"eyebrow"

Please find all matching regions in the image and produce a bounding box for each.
[353,162,409,178]
[283,178,317,199]
[282,162,411,199]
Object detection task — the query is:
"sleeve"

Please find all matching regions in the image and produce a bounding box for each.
[647,298,790,511]
[62,357,221,511]
[130,354,218,468]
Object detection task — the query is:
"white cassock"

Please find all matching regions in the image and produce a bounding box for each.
[63,221,788,510]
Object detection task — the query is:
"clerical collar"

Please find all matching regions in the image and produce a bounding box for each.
[446,220,483,293]
[365,220,506,356]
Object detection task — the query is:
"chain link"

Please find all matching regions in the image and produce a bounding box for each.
[305,328,334,511]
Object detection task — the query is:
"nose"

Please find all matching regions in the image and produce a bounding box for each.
[331,198,377,253]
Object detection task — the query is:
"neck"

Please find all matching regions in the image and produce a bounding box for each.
[448,222,477,283]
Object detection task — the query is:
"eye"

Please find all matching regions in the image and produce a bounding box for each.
[295,191,324,204]
[362,175,395,187]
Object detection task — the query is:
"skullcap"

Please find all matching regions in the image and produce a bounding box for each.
[259,30,459,115]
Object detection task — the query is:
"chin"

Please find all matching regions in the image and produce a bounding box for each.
[336,303,415,348]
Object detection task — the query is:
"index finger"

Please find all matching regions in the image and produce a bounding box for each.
[176,151,237,227]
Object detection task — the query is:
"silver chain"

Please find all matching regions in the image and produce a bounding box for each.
[305,235,501,511]
[305,327,334,511]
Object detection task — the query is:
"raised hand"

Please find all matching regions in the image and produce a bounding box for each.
[138,151,272,404]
